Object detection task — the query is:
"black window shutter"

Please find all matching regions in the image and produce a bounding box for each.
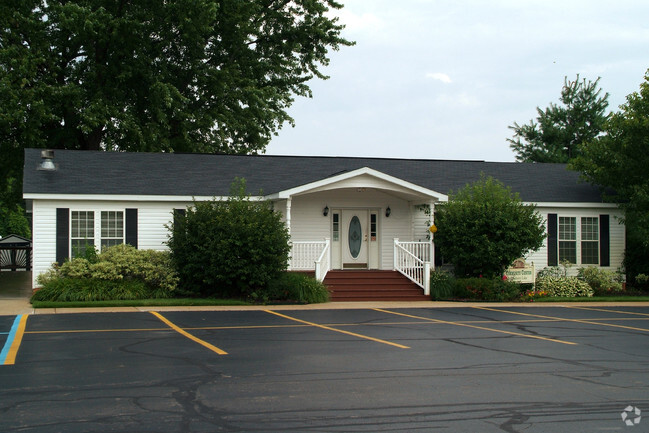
[173,208,186,228]
[56,208,69,265]
[125,208,138,249]
[547,214,558,266]
[600,214,610,267]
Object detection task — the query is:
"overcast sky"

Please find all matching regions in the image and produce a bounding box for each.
[266,0,649,162]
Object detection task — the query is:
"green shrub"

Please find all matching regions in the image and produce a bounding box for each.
[453,277,522,301]
[635,274,649,292]
[97,245,178,292]
[429,270,455,300]
[59,258,92,279]
[434,175,546,278]
[263,272,330,304]
[167,179,291,299]
[536,276,593,297]
[31,278,151,302]
[577,267,624,296]
[32,244,178,302]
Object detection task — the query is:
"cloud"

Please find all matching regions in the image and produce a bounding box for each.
[426,72,453,84]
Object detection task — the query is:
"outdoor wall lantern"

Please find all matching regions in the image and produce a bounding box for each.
[385,206,391,217]
[323,205,329,217]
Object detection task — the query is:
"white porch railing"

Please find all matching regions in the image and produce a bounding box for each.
[289,239,331,282]
[394,238,431,295]
[314,240,331,282]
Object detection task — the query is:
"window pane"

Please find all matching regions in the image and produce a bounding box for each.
[71,211,95,258]
[332,213,339,242]
[559,217,576,240]
[559,240,577,264]
[581,217,599,241]
[582,241,599,265]
[101,238,123,250]
[71,238,94,258]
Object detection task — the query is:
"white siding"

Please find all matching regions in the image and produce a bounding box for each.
[30,199,194,288]
[31,200,57,288]
[411,204,432,242]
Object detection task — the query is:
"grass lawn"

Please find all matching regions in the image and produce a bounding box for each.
[31,298,251,309]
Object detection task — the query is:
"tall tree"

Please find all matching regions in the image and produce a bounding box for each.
[0,0,353,212]
[571,70,649,280]
[508,75,609,163]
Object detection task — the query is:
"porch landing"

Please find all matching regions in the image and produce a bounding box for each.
[324,270,430,302]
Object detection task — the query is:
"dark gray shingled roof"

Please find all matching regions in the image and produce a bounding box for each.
[23,148,604,203]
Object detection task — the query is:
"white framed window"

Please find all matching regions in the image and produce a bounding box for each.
[332,213,340,242]
[70,210,125,256]
[558,217,577,264]
[71,211,95,258]
[557,215,601,265]
[581,217,599,265]
[101,211,124,250]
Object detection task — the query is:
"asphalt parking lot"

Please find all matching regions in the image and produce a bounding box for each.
[1,305,648,432]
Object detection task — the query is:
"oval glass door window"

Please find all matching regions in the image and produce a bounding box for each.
[348,216,362,258]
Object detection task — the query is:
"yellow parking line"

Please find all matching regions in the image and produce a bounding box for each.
[564,305,649,318]
[265,310,410,349]
[150,312,228,355]
[374,309,577,345]
[26,327,169,334]
[3,315,28,365]
[473,306,649,333]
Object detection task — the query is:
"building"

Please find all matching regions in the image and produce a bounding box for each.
[23,148,624,294]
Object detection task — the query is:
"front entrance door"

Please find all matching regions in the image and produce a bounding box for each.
[342,210,368,269]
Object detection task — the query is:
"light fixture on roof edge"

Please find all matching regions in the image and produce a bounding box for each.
[38,149,56,171]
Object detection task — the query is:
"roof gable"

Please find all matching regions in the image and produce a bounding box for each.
[0,234,31,245]
[270,167,447,202]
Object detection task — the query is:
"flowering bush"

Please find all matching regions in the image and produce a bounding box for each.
[577,267,624,296]
[536,276,593,298]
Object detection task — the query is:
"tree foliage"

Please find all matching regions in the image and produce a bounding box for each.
[571,70,649,279]
[434,175,546,278]
[167,179,291,299]
[508,76,609,163]
[0,179,30,238]
[0,0,353,211]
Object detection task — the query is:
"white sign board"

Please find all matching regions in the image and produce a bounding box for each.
[504,260,535,284]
